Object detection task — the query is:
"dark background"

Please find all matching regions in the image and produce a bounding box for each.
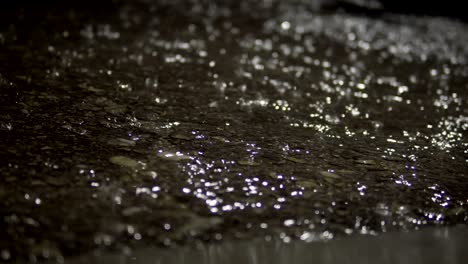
[1,0,467,22]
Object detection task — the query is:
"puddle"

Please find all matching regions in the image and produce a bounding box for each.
[0,0,467,261]
[67,226,468,264]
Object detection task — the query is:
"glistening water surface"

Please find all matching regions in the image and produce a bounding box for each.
[0,0,467,262]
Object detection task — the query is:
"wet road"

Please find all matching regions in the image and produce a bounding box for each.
[0,0,467,262]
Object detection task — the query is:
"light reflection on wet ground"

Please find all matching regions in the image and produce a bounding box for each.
[0,0,467,262]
